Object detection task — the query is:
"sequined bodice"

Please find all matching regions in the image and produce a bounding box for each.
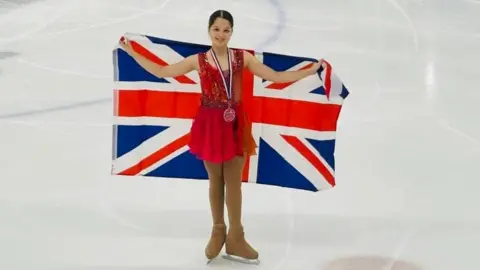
[198,49,244,107]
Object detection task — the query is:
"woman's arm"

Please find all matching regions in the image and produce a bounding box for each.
[119,38,198,78]
[243,50,321,83]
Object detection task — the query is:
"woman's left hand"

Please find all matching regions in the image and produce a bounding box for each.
[308,59,324,75]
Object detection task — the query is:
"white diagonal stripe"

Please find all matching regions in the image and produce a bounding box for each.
[260,126,333,191]
[112,122,191,174]
[298,137,335,176]
[139,145,190,176]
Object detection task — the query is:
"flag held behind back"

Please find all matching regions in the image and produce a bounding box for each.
[111,32,349,192]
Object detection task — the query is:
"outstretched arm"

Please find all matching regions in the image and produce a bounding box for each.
[243,50,321,83]
[119,38,197,78]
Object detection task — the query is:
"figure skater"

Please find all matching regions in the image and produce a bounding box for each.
[119,9,323,264]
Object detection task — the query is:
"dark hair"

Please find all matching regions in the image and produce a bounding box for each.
[208,10,234,29]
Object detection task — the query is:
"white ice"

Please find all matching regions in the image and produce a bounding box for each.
[1,0,479,269]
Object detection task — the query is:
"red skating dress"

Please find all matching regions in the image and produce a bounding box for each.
[188,49,257,163]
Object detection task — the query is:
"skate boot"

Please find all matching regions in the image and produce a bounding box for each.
[223,225,260,265]
[205,224,226,263]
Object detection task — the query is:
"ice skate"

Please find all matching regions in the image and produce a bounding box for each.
[205,224,227,264]
[222,226,260,265]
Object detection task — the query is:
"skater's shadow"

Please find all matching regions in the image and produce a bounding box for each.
[0,51,19,76]
[322,255,422,270]
[63,264,223,270]
[0,0,45,15]
[62,267,207,270]
[0,51,18,60]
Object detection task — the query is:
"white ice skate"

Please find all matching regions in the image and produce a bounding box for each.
[222,226,260,265]
[222,253,260,265]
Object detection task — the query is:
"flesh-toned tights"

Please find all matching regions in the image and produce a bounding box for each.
[204,156,244,229]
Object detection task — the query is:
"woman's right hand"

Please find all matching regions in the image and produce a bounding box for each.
[119,37,134,54]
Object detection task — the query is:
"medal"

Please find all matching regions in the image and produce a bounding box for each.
[223,107,235,122]
[211,48,235,122]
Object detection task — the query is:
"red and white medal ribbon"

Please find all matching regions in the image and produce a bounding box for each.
[211,48,235,122]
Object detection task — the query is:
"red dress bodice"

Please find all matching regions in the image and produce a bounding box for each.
[197,49,244,107]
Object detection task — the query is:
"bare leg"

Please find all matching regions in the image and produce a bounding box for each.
[223,156,259,261]
[203,161,226,260]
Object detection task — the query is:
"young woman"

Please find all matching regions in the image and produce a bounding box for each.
[119,9,323,264]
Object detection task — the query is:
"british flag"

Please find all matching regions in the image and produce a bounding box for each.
[111,32,349,192]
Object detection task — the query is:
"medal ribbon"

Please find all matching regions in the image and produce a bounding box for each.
[210,48,233,103]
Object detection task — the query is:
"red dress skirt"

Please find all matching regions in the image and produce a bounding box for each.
[188,102,256,163]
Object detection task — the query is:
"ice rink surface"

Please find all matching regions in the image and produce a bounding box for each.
[1,0,480,269]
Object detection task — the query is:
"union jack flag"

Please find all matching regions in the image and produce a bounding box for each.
[111,32,349,192]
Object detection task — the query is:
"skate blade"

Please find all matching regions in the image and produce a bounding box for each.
[222,254,260,265]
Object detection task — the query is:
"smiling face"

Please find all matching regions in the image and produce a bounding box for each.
[208,17,233,47]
